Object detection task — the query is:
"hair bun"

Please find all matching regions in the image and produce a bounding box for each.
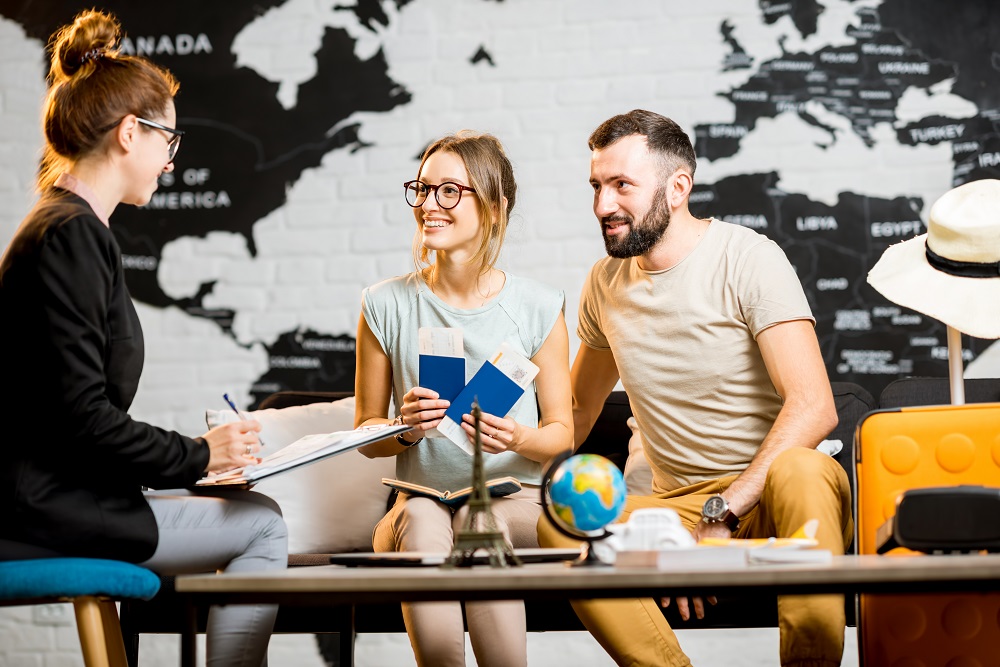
[49,9,121,80]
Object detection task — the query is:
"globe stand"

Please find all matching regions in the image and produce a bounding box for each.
[540,451,615,568]
[568,540,610,568]
[445,401,522,569]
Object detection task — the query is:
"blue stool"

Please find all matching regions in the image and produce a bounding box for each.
[0,557,161,667]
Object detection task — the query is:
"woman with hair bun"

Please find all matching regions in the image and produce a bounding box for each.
[355,131,573,666]
[0,10,286,666]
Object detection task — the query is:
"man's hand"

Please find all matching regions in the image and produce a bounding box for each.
[691,517,734,543]
[661,594,718,621]
[660,519,732,620]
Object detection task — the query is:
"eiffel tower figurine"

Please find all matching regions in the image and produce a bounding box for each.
[445,401,522,568]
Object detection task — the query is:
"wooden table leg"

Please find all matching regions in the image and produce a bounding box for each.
[339,605,356,667]
[180,601,197,667]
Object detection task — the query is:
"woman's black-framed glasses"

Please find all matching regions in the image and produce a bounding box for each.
[403,180,476,210]
[136,118,184,161]
[101,116,185,161]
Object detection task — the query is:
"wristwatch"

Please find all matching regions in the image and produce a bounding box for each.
[394,433,421,447]
[392,416,422,447]
[701,494,740,532]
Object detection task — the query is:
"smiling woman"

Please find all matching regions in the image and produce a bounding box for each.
[407,132,515,283]
[352,131,574,667]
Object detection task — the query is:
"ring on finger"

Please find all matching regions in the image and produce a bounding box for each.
[245,444,252,455]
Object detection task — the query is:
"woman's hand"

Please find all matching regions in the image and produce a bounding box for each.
[202,420,263,473]
[461,411,521,454]
[399,387,450,440]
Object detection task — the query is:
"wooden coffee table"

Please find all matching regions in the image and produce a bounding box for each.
[175,553,1000,666]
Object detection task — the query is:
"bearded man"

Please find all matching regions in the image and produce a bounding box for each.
[538,109,853,667]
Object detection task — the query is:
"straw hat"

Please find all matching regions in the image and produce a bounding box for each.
[868,179,1000,339]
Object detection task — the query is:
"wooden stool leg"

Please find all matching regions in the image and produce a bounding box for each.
[119,600,140,667]
[98,599,129,667]
[73,596,111,667]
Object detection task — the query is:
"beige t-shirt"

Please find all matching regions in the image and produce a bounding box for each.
[577,219,814,492]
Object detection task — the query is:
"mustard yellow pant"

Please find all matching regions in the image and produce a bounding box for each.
[538,447,854,667]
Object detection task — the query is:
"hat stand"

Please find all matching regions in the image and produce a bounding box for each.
[947,325,965,406]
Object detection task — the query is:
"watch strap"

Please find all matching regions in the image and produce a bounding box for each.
[718,509,740,532]
[394,431,422,447]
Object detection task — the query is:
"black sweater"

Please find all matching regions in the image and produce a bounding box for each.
[0,189,209,562]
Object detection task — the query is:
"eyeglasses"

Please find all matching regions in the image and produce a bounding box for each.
[101,116,185,161]
[136,118,184,161]
[403,180,476,210]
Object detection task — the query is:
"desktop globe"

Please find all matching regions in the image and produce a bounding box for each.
[541,452,627,566]
[548,454,627,532]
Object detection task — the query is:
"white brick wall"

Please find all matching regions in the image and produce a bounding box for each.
[0,0,982,663]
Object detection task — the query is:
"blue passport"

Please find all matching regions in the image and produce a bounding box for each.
[443,360,524,425]
[418,354,466,401]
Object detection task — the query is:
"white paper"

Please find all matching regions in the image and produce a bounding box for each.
[490,342,539,389]
[437,420,473,455]
[419,327,463,356]
[817,438,843,457]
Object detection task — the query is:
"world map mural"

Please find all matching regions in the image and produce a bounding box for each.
[4,0,998,405]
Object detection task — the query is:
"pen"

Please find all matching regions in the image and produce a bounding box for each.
[223,393,266,449]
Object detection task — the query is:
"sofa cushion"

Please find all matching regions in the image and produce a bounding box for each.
[577,391,632,470]
[206,396,394,553]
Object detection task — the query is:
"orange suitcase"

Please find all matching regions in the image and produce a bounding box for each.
[855,402,1000,666]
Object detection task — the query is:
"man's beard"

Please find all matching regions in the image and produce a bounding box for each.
[602,186,671,259]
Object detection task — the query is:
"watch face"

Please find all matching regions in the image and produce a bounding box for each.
[704,495,726,519]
